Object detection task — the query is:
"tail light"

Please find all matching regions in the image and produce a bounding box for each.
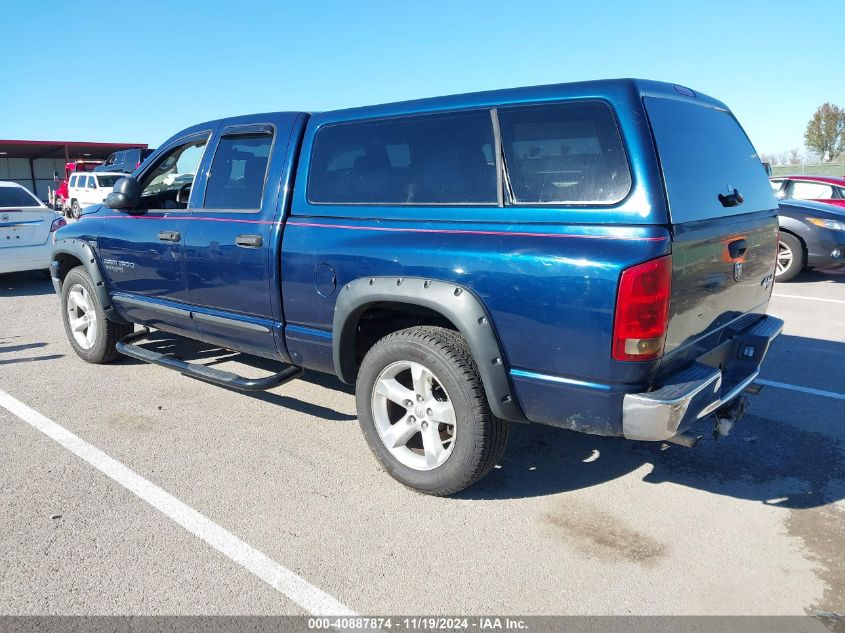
[612,255,672,361]
[50,217,67,232]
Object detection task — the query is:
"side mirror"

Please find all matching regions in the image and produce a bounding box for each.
[105,175,141,210]
[176,182,192,205]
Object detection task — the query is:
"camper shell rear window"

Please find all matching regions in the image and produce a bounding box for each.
[645,96,776,223]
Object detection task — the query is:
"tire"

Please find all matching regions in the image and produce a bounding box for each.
[356,326,509,496]
[775,232,805,282]
[61,266,133,363]
[70,199,81,219]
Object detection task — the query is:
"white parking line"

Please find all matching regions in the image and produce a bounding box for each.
[0,388,355,617]
[773,293,845,305]
[757,379,845,402]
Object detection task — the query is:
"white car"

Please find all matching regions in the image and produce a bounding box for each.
[67,171,125,218]
[0,182,66,275]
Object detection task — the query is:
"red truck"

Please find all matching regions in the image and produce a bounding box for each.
[48,160,103,215]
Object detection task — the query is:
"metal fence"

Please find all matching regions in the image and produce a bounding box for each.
[771,162,845,177]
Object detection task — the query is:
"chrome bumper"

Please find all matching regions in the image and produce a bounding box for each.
[622,315,784,442]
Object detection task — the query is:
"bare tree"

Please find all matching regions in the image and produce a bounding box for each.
[804,149,822,164]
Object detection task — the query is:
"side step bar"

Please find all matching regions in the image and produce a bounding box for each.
[116,328,303,392]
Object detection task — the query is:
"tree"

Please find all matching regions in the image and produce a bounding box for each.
[805,149,822,164]
[804,103,845,162]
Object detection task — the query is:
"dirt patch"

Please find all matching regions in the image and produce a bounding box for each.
[105,413,154,434]
[545,506,667,565]
[787,503,845,619]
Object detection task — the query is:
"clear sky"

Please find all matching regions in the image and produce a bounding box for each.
[1,0,841,156]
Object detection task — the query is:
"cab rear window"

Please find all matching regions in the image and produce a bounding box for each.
[307,110,497,205]
[498,101,631,205]
[645,97,776,223]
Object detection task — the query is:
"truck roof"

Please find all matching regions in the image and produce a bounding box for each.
[322,78,726,119]
[194,78,726,132]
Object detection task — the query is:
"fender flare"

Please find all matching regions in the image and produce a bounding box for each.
[51,237,130,324]
[332,276,527,423]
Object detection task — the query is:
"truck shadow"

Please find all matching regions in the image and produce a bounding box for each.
[0,342,47,354]
[461,333,845,508]
[126,330,843,506]
[133,331,356,422]
[459,415,844,509]
[0,271,54,297]
[0,354,64,366]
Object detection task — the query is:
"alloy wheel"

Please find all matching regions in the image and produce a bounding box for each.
[66,283,98,349]
[776,240,793,277]
[371,360,457,471]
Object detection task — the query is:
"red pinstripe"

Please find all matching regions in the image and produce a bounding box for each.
[101,215,275,225]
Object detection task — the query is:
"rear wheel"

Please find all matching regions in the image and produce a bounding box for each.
[61,266,132,363]
[356,326,508,496]
[775,232,804,282]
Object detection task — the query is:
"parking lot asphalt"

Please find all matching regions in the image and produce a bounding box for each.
[0,269,842,616]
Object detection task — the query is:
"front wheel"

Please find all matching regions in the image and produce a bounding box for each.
[70,199,81,219]
[356,326,508,496]
[775,233,805,282]
[61,266,133,363]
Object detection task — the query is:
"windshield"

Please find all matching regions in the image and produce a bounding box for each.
[645,96,776,222]
[0,186,42,208]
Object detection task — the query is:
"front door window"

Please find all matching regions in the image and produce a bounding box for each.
[138,138,208,210]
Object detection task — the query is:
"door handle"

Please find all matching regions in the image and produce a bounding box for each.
[158,230,181,242]
[718,188,744,208]
[728,238,747,259]
[235,234,263,248]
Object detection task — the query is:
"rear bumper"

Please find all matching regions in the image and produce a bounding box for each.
[622,315,783,441]
[0,242,52,275]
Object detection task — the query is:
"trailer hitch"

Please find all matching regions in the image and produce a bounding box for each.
[713,395,749,439]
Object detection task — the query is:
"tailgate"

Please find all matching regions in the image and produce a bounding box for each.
[0,209,53,248]
[644,95,778,358]
[666,212,777,355]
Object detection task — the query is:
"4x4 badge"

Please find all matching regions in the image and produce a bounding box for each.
[733,262,743,282]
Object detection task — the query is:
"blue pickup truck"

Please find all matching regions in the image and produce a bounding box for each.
[51,79,783,495]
